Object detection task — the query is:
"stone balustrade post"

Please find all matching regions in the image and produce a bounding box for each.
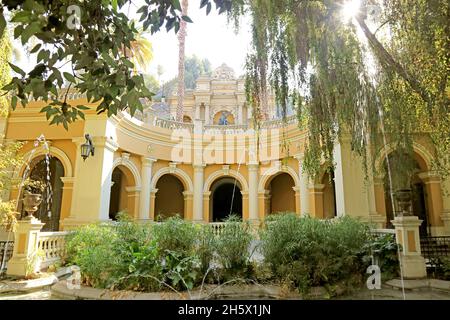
[391,216,427,279]
[7,217,44,277]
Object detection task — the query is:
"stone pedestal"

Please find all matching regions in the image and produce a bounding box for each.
[7,217,44,277]
[391,216,427,279]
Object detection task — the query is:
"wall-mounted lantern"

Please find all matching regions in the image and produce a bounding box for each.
[80,134,95,161]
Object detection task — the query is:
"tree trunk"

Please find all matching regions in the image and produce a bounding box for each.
[355,15,432,107]
[176,0,189,122]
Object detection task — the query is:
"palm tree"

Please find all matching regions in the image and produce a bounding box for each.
[176,0,189,122]
[122,26,153,73]
[0,30,12,117]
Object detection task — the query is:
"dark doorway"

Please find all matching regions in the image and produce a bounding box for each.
[109,168,123,220]
[212,181,242,222]
[412,182,429,237]
[154,174,185,220]
[23,156,64,231]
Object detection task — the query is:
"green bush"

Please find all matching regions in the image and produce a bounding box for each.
[214,215,254,280]
[260,213,371,294]
[151,216,198,254]
[442,257,450,280]
[66,216,202,292]
[65,224,122,288]
[196,224,216,275]
[363,233,400,281]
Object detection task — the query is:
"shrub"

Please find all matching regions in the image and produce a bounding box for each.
[196,224,216,275]
[214,215,254,280]
[363,233,400,281]
[151,216,198,254]
[442,257,450,280]
[65,224,121,288]
[260,213,371,295]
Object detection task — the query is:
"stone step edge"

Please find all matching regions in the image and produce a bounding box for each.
[385,278,450,292]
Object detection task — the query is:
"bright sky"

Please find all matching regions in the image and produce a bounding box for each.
[14,2,253,82]
[142,3,252,82]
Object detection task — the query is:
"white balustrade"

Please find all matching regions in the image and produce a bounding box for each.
[154,118,194,132]
[38,231,71,269]
[210,223,226,236]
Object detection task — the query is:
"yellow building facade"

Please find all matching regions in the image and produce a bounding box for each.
[1,65,450,237]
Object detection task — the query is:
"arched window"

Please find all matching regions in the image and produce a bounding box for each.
[154,174,185,220]
[210,177,242,222]
[21,156,64,231]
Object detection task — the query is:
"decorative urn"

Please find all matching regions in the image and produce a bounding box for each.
[22,193,43,219]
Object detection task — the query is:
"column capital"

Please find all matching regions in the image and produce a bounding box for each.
[247,162,259,170]
[203,191,211,199]
[193,164,206,171]
[309,183,325,192]
[293,153,304,161]
[91,136,119,152]
[417,171,441,183]
[126,186,141,193]
[183,191,194,199]
[60,176,75,185]
[141,157,157,166]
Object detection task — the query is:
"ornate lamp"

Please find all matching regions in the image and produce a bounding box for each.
[80,134,95,161]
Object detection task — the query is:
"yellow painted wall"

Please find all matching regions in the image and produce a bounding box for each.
[154,174,185,219]
[269,173,296,213]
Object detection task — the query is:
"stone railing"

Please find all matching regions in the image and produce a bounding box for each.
[154,118,194,132]
[259,115,297,129]
[152,116,298,133]
[204,124,249,134]
[38,231,71,269]
[210,222,226,236]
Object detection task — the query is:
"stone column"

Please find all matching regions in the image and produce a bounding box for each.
[195,104,201,120]
[203,191,211,222]
[295,155,310,216]
[7,217,44,277]
[258,191,270,220]
[193,164,205,222]
[333,135,370,218]
[392,216,427,279]
[238,104,243,125]
[183,191,194,221]
[139,157,156,221]
[418,171,444,236]
[59,177,75,227]
[150,189,158,221]
[126,186,141,219]
[204,105,210,124]
[65,135,118,227]
[248,163,259,222]
[293,186,301,216]
[441,177,450,235]
[309,183,325,219]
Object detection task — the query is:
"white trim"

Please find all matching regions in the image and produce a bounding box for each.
[203,169,249,193]
[151,166,194,193]
[15,145,73,178]
[258,164,300,192]
[374,142,434,175]
[112,156,142,189]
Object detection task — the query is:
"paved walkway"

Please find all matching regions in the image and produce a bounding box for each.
[338,286,450,300]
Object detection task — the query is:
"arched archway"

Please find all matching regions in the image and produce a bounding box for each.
[267,173,296,214]
[108,164,139,220]
[382,151,430,235]
[20,156,64,231]
[210,177,242,222]
[213,110,235,125]
[154,174,185,220]
[322,170,337,219]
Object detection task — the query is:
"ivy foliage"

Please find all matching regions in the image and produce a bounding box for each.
[227,0,450,182]
[0,0,230,129]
